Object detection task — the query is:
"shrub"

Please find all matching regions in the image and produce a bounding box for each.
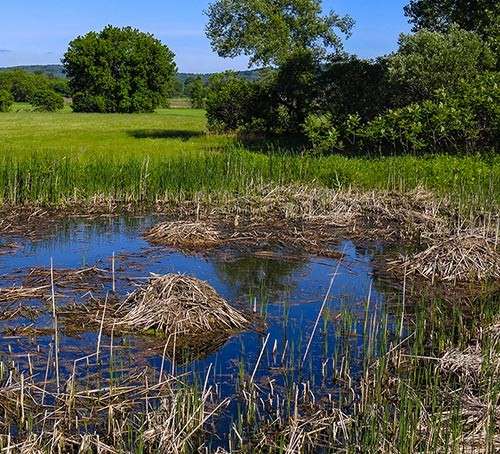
[205,72,255,132]
[184,77,208,109]
[388,26,496,105]
[71,93,106,113]
[303,71,499,155]
[303,113,339,152]
[31,89,65,112]
[49,78,71,97]
[319,57,394,122]
[350,73,499,154]
[0,89,14,112]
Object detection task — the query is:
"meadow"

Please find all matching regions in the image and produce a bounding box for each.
[0,108,498,210]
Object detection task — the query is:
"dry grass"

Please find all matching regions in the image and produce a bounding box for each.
[118,273,250,337]
[393,232,500,283]
[0,267,112,304]
[0,362,225,453]
[0,285,48,303]
[438,345,500,379]
[24,266,111,291]
[145,220,222,250]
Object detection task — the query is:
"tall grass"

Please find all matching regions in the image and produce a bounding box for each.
[1,147,498,209]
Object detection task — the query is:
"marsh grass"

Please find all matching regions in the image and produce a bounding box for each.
[1,283,497,452]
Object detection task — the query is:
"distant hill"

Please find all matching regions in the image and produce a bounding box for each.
[178,69,262,84]
[0,64,66,78]
[0,64,262,82]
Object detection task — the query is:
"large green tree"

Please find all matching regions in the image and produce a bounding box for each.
[205,0,354,67]
[404,0,499,37]
[63,26,177,113]
[388,26,496,104]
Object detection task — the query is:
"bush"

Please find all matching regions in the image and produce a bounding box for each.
[205,72,255,132]
[303,113,339,152]
[0,89,13,112]
[49,78,71,97]
[31,89,65,112]
[388,26,496,105]
[71,93,106,113]
[184,77,207,109]
[348,72,499,154]
[302,71,499,155]
[319,57,394,122]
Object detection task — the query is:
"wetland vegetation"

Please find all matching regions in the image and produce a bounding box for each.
[0,0,498,452]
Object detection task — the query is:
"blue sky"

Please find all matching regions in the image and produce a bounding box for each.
[0,1,411,72]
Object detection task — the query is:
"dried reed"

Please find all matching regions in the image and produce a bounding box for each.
[118,274,250,336]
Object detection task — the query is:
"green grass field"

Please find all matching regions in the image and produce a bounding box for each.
[0,108,498,209]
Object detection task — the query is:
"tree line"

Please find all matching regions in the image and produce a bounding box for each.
[1,0,497,155]
[0,70,69,112]
[202,0,499,155]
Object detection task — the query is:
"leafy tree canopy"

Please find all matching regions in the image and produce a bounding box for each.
[404,0,499,37]
[63,25,177,113]
[31,89,65,112]
[184,77,208,109]
[205,0,354,67]
[388,26,496,104]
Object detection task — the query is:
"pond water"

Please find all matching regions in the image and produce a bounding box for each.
[0,216,403,447]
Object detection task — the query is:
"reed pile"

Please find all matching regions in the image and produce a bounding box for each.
[118,274,250,336]
[24,266,111,291]
[0,285,48,303]
[394,232,500,282]
[145,220,222,250]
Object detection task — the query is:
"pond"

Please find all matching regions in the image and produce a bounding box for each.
[0,216,405,450]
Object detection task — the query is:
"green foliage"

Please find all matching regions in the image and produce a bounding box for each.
[319,57,394,122]
[0,70,46,102]
[205,51,322,135]
[0,70,70,108]
[266,50,321,133]
[0,90,13,112]
[348,72,499,154]
[205,0,353,66]
[31,89,65,112]
[303,113,339,151]
[63,25,177,113]
[205,72,255,132]
[49,78,71,97]
[404,0,500,37]
[301,71,499,155]
[184,77,208,109]
[388,26,496,105]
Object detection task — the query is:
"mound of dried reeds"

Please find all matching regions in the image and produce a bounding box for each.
[394,232,500,282]
[118,274,250,336]
[145,221,222,250]
[438,346,490,378]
